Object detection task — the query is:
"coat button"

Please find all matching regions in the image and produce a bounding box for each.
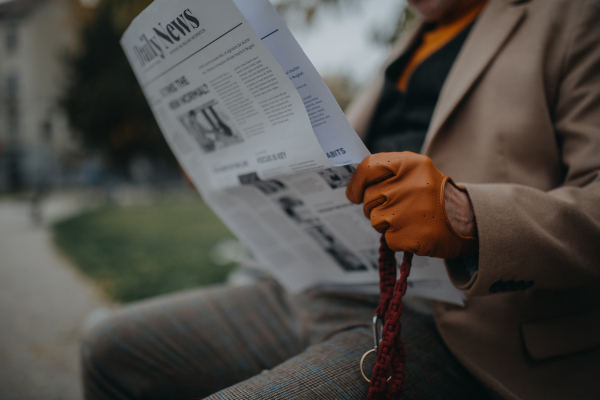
[489,281,504,293]
[526,280,534,289]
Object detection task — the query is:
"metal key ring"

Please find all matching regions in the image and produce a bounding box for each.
[360,348,392,383]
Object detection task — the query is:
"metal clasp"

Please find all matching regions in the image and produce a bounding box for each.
[372,315,384,350]
[360,315,391,383]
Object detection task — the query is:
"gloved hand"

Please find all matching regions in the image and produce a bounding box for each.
[346,152,477,258]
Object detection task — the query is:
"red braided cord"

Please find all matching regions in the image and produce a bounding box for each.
[368,234,413,400]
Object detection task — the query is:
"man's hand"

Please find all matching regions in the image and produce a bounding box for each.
[346,152,477,258]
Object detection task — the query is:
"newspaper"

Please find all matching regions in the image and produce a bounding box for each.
[121,0,465,306]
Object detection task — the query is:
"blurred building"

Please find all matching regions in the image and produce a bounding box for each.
[0,0,80,191]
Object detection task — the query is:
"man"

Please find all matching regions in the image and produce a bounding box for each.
[82,0,600,398]
[346,0,600,398]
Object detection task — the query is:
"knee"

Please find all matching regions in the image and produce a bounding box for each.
[81,310,118,368]
[80,310,135,397]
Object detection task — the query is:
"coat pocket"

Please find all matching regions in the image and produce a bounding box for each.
[521,312,600,361]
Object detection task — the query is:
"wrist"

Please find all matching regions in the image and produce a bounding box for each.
[444,180,476,238]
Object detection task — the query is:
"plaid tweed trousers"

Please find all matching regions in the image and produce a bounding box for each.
[81,281,488,399]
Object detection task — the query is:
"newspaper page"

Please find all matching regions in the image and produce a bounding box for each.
[121,0,464,305]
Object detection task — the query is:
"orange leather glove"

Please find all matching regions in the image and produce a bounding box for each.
[346,152,477,259]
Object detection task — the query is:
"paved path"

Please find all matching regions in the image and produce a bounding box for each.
[0,195,109,400]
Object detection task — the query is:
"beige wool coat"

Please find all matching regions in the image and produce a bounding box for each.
[345,0,600,398]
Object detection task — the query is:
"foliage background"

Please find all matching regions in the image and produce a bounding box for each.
[63,0,169,175]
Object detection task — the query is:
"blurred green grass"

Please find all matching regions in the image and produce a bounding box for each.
[52,201,235,303]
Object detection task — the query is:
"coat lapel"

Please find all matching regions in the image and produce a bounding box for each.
[422,0,528,154]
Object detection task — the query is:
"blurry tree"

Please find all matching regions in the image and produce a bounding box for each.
[274,0,413,45]
[322,75,356,110]
[372,6,416,46]
[274,0,359,24]
[63,0,176,176]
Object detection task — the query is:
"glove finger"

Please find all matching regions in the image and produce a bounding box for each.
[362,178,395,217]
[367,200,391,234]
[372,220,390,234]
[363,194,387,219]
[346,154,399,204]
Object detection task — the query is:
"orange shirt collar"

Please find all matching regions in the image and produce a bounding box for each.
[397,0,488,92]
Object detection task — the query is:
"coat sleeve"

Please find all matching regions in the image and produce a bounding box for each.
[448,0,600,296]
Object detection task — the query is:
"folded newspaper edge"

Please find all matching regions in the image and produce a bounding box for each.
[120,0,465,306]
